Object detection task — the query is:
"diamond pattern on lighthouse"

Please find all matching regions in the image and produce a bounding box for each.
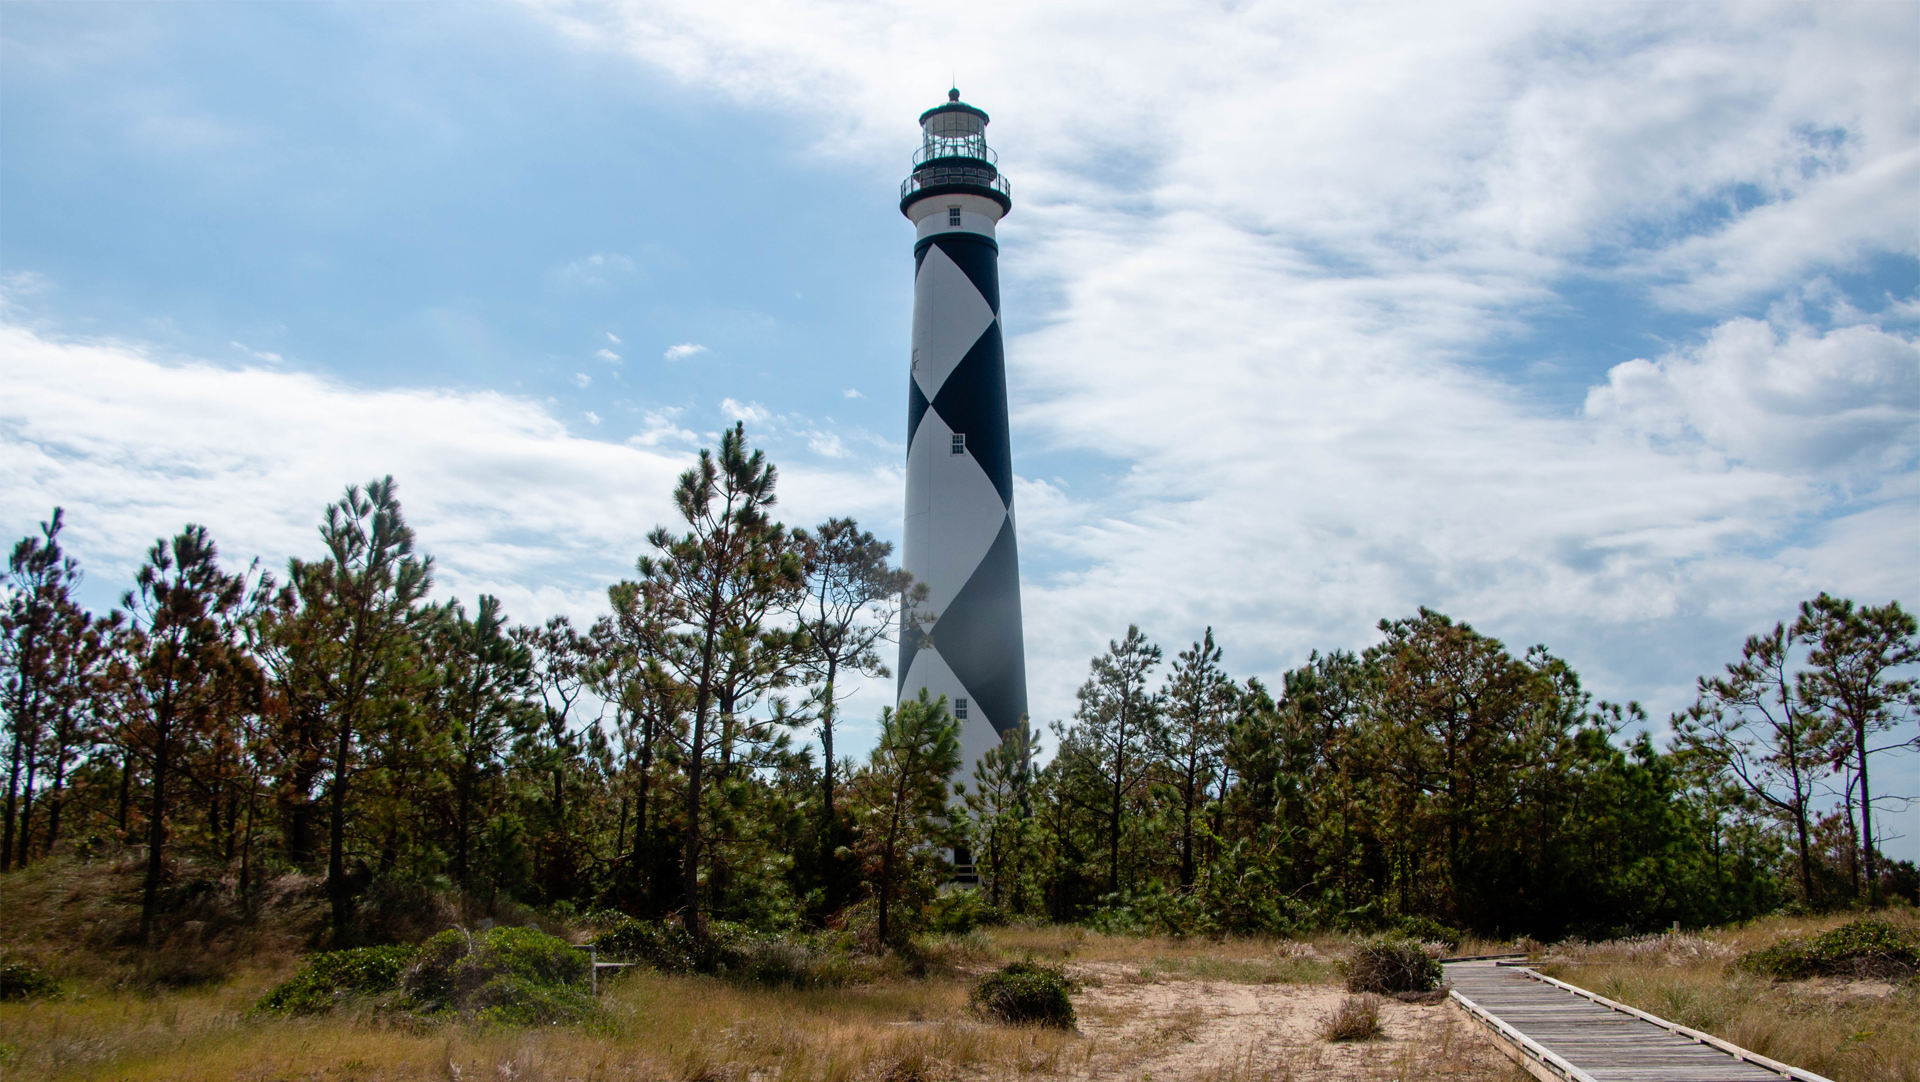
[911,242,998,401]
[900,226,1027,748]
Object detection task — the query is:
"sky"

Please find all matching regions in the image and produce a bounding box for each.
[2,2,1917,856]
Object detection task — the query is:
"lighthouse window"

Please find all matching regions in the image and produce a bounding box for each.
[948,206,962,226]
[951,433,966,455]
[955,698,968,719]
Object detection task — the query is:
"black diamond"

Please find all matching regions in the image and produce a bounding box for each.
[928,517,1027,737]
[930,322,1012,506]
[929,234,1000,315]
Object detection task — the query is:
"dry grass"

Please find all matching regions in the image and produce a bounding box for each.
[1320,995,1382,1041]
[0,966,1084,1082]
[1537,911,1920,1082]
[985,926,1339,986]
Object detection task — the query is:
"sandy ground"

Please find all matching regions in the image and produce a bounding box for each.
[1059,964,1525,1082]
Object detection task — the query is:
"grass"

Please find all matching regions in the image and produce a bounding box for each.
[1320,994,1382,1041]
[1537,910,1920,1082]
[986,925,1340,985]
[0,966,1083,1081]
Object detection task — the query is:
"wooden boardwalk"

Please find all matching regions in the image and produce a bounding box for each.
[1443,960,1833,1082]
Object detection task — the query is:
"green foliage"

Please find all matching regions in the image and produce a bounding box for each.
[255,945,414,1014]
[970,961,1078,1028]
[403,926,592,1024]
[256,927,591,1024]
[0,959,58,1001]
[1395,916,1463,949]
[1735,918,1920,981]
[1345,939,1443,995]
[589,915,861,987]
[925,888,997,935]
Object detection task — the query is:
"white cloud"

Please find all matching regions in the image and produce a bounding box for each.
[546,252,635,291]
[595,348,621,363]
[583,410,601,426]
[572,372,592,388]
[720,397,772,426]
[0,324,899,631]
[606,332,621,344]
[229,341,283,363]
[664,342,708,362]
[842,388,863,399]
[1585,316,1919,474]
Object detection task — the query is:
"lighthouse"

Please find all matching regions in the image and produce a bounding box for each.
[897,90,1028,806]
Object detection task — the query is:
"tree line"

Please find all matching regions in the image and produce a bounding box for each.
[3,424,1916,946]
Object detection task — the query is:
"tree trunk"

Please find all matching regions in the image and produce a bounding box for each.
[327,712,353,941]
[139,716,172,943]
[821,659,838,824]
[1856,716,1878,905]
[1,733,22,873]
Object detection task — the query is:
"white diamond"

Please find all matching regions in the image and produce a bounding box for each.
[904,408,1009,617]
[911,244,996,400]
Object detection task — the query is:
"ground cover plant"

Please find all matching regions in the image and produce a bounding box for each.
[1735,917,1920,982]
[252,926,592,1025]
[1345,939,1443,996]
[970,960,1078,1028]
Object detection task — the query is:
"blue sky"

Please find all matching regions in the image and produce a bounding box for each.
[4,2,1917,856]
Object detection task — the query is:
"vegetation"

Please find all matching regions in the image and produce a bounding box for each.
[1,422,1916,1063]
[1735,916,1920,981]
[969,960,1078,1028]
[0,959,57,1001]
[1345,939,1443,995]
[1321,994,1383,1041]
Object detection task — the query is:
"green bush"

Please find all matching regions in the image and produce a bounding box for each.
[588,916,706,973]
[1735,918,1920,981]
[925,888,997,935]
[0,959,58,1001]
[257,926,593,1024]
[1394,916,1463,950]
[1345,939,1443,995]
[970,961,1077,1028]
[404,926,592,1024]
[255,945,413,1014]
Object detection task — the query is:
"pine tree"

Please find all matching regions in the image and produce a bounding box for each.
[852,689,961,945]
[624,424,800,935]
[1066,625,1164,897]
[264,477,434,940]
[1675,621,1829,904]
[1794,595,1918,906]
[1158,628,1236,888]
[115,525,254,941]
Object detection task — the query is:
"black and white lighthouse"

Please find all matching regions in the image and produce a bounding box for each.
[897,91,1028,790]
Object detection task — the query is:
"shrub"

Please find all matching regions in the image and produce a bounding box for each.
[405,926,592,1024]
[0,959,58,1001]
[1735,918,1920,982]
[1345,939,1442,995]
[588,915,707,973]
[1394,915,1462,951]
[925,888,996,935]
[255,945,413,1014]
[970,961,1077,1028]
[1321,994,1382,1041]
